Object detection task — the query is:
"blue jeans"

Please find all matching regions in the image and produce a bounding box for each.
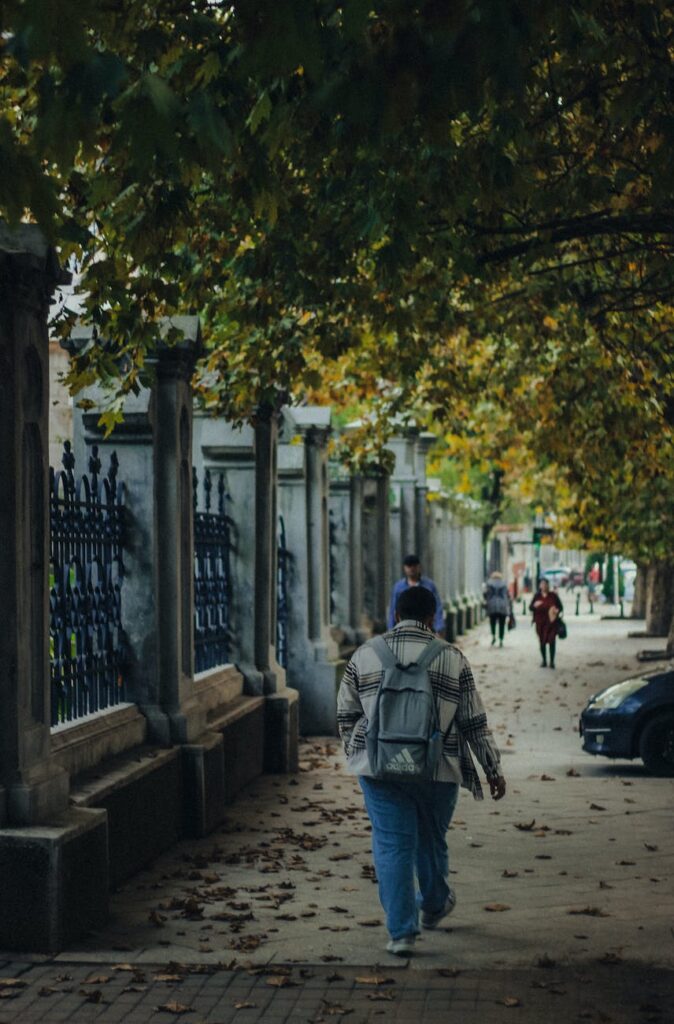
[359,776,459,940]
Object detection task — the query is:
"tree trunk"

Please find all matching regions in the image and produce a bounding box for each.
[645,561,674,636]
[667,608,674,658]
[631,562,647,619]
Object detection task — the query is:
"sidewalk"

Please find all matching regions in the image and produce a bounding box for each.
[3,613,672,1021]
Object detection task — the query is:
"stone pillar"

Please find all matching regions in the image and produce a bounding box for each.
[0,225,108,952]
[374,470,392,625]
[0,226,70,825]
[192,407,298,773]
[348,474,368,641]
[387,432,418,560]
[327,472,351,641]
[414,432,436,571]
[279,408,344,734]
[254,406,298,771]
[389,484,402,587]
[69,319,204,743]
[192,414,262,692]
[253,406,287,692]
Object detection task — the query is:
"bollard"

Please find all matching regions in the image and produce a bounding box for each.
[589,597,594,615]
[521,598,526,615]
[575,594,580,616]
[619,599,624,619]
[445,609,457,644]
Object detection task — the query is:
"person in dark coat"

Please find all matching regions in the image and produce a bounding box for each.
[529,578,563,668]
[483,571,512,648]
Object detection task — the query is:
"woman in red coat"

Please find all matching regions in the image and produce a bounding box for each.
[529,578,564,668]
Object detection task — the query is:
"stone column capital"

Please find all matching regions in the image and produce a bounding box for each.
[0,224,69,316]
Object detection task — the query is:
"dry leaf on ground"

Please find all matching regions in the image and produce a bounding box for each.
[355,975,395,986]
[499,996,522,1007]
[234,1001,257,1010]
[567,907,609,917]
[155,1001,193,1014]
[485,903,511,912]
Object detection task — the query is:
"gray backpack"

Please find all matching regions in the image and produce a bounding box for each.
[366,635,446,781]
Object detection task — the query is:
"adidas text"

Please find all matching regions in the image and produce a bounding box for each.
[385,749,419,774]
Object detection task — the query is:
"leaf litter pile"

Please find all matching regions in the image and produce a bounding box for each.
[111,740,386,960]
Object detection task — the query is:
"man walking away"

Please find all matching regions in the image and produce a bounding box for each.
[484,571,513,647]
[388,554,444,635]
[338,585,506,957]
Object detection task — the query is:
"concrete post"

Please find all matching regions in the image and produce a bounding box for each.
[254,406,298,771]
[0,225,108,952]
[387,432,418,560]
[279,408,344,734]
[375,470,392,625]
[0,225,70,826]
[348,474,367,641]
[414,432,436,571]
[327,472,351,642]
[192,415,263,692]
[69,319,202,743]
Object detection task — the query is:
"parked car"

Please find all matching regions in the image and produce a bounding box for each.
[540,566,571,587]
[579,669,674,775]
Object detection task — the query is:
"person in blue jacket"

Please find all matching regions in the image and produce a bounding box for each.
[387,554,445,635]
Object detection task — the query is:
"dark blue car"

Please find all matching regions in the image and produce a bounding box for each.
[579,669,674,775]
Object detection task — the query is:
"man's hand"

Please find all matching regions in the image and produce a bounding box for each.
[489,775,507,800]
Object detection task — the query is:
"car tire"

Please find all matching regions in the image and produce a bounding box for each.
[639,713,674,776]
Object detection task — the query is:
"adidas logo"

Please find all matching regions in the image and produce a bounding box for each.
[385,748,419,774]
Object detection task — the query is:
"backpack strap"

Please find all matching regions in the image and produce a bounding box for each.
[368,635,446,671]
[367,635,399,669]
[414,638,447,669]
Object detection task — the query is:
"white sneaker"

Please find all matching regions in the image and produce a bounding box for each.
[386,935,416,956]
[421,889,457,930]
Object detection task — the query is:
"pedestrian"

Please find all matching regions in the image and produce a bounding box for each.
[483,570,512,648]
[529,578,564,668]
[337,585,506,957]
[387,553,444,635]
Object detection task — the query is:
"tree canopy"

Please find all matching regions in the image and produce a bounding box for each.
[1,0,672,558]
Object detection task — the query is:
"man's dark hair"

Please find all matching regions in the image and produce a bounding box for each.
[396,585,436,622]
[403,554,421,566]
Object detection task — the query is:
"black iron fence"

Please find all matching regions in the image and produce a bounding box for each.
[193,467,233,672]
[276,515,290,669]
[49,442,127,726]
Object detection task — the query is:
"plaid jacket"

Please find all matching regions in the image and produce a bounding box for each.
[336,620,502,799]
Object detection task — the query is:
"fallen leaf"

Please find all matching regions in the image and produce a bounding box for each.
[589,803,606,811]
[234,1001,257,1010]
[367,991,395,1001]
[502,869,519,878]
[80,989,104,1004]
[566,768,581,777]
[599,952,623,965]
[536,954,556,968]
[499,996,522,1007]
[484,903,511,912]
[514,820,536,831]
[266,976,295,988]
[356,919,381,927]
[644,843,658,852]
[355,975,395,986]
[155,1001,193,1014]
[599,881,614,890]
[540,775,556,781]
[437,968,461,977]
[567,907,610,917]
[0,980,27,990]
